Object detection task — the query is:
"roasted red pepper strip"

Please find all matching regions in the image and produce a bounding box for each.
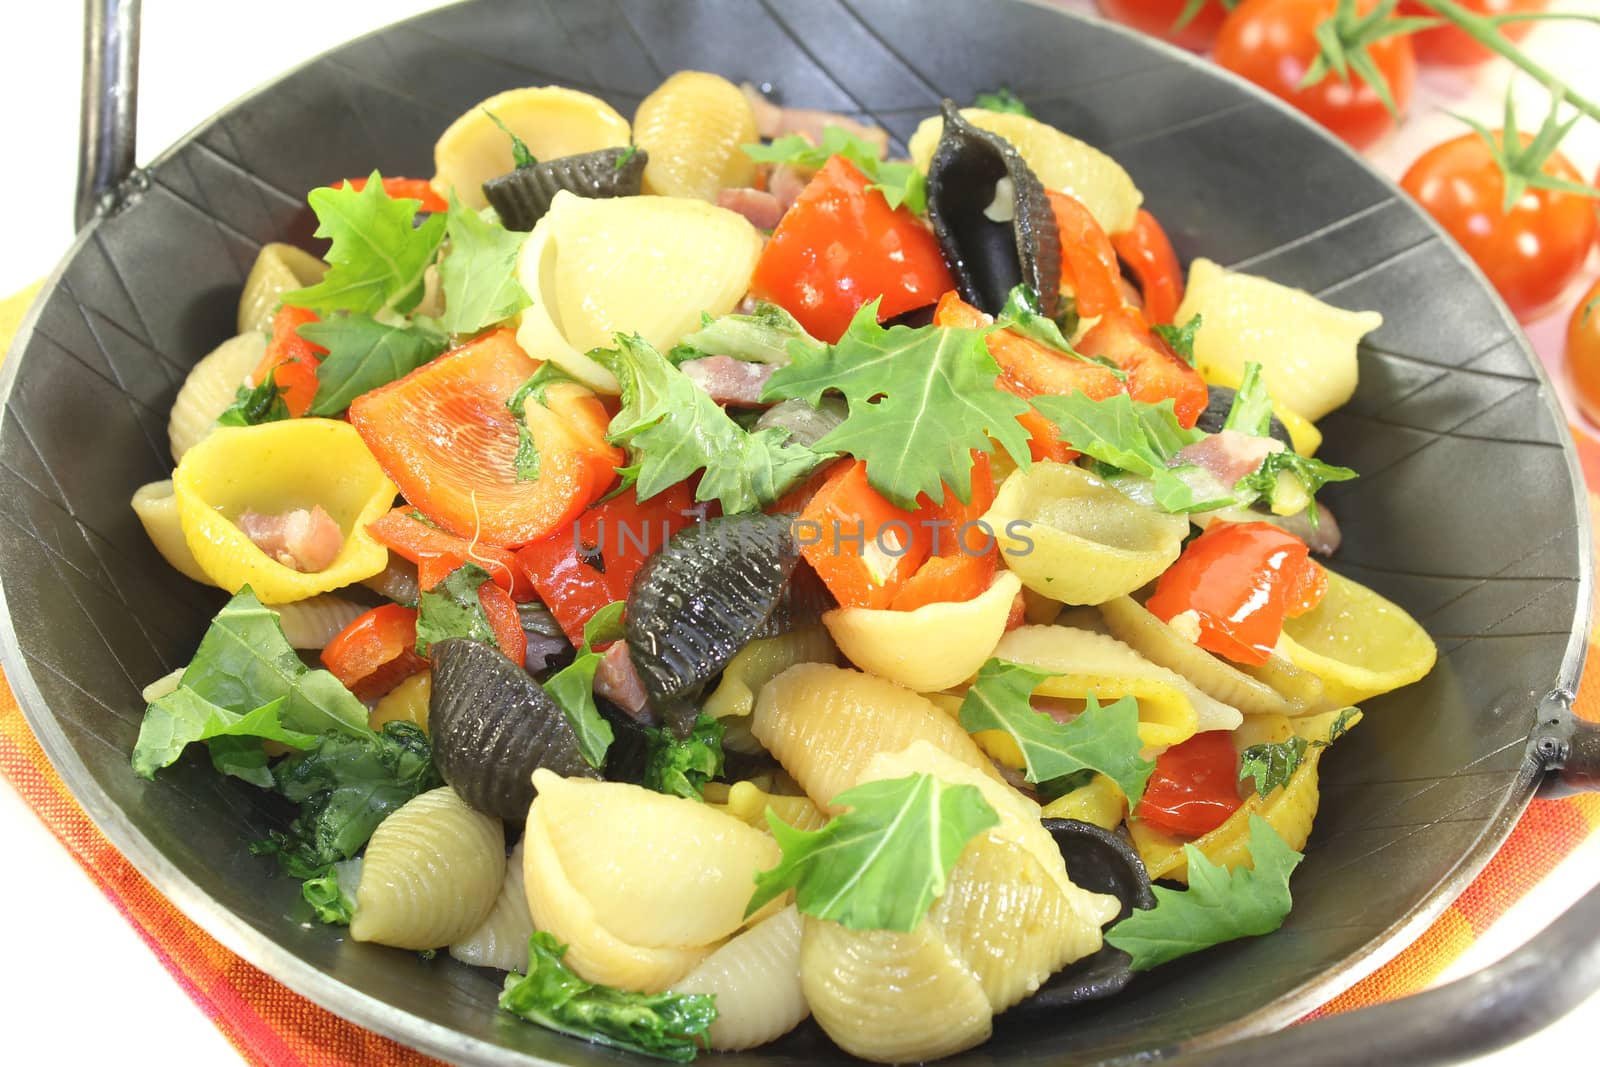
[477,580,528,665]
[366,507,530,598]
[249,305,327,418]
[1110,209,1185,325]
[798,460,931,610]
[1076,306,1208,429]
[1134,731,1245,838]
[1047,190,1124,319]
[321,604,427,702]
[330,176,449,214]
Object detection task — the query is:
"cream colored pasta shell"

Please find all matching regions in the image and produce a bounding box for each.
[1176,258,1383,422]
[369,671,432,733]
[703,626,836,719]
[433,86,631,210]
[717,713,766,755]
[168,331,266,463]
[823,572,1022,692]
[529,770,780,949]
[237,243,327,334]
[1278,569,1437,709]
[361,558,421,608]
[672,905,808,1051]
[751,663,1002,810]
[907,108,1142,234]
[272,594,367,650]
[704,779,830,834]
[350,787,504,950]
[984,462,1189,606]
[449,841,534,973]
[522,808,711,991]
[131,480,212,585]
[141,667,184,704]
[801,916,993,1064]
[634,71,758,201]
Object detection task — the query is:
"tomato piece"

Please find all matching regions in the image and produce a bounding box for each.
[750,156,956,342]
[1398,0,1545,67]
[477,580,528,665]
[798,460,932,610]
[515,483,698,646]
[1285,558,1328,618]
[1400,131,1597,322]
[366,507,529,597]
[1111,209,1185,325]
[1216,0,1415,150]
[1145,521,1317,665]
[1565,279,1600,428]
[330,176,450,214]
[1096,0,1232,52]
[1047,191,1124,319]
[321,604,426,701]
[1077,307,1208,428]
[1134,731,1245,837]
[349,329,620,547]
[250,305,327,418]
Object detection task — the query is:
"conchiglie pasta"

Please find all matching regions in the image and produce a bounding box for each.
[672,905,808,1051]
[634,71,758,201]
[168,331,265,463]
[131,480,211,584]
[1040,773,1127,830]
[702,626,836,719]
[272,594,366,650]
[433,86,631,210]
[237,243,327,335]
[984,462,1189,605]
[704,779,830,833]
[369,671,431,733]
[515,191,762,392]
[1175,258,1383,422]
[449,841,534,973]
[350,787,504,950]
[1277,569,1437,708]
[824,572,1022,692]
[529,769,780,948]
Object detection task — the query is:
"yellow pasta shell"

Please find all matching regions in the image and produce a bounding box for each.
[168,332,266,463]
[1040,774,1128,830]
[908,109,1142,234]
[370,671,432,733]
[703,626,836,719]
[673,905,809,1052]
[1239,648,1328,714]
[131,480,211,585]
[1275,570,1435,708]
[1195,360,1322,457]
[433,86,631,210]
[634,71,758,201]
[984,462,1189,605]
[824,571,1022,692]
[172,419,396,603]
[237,243,327,335]
[449,840,534,973]
[704,780,829,834]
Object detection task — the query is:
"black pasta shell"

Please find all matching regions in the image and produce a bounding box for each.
[925,99,1061,318]
[482,146,649,231]
[626,512,800,736]
[1195,384,1295,449]
[428,638,600,820]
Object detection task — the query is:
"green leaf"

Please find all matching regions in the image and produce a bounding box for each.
[1238,707,1359,798]
[996,285,1126,381]
[746,772,1000,932]
[957,660,1155,806]
[506,362,578,483]
[764,300,1033,509]
[1152,314,1201,367]
[300,313,448,416]
[1234,451,1358,524]
[216,378,290,428]
[286,171,447,316]
[596,334,825,515]
[543,602,628,769]
[302,858,361,925]
[742,125,926,215]
[439,194,532,335]
[415,563,498,656]
[499,933,716,1063]
[1105,816,1304,971]
[133,690,316,787]
[643,714,725,800]
[672,302,820,365]
[484,109,537,169]
[1222,361,1273,437]
[973,87,1032,116]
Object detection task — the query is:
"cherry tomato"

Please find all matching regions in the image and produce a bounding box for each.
[321,604,426,702]
[1398,0,1545,68]
[1134,731,1245,838]
[1565,277,1600,426]
[1096,0,1233,52]
[1111,209,1186,325]
[1215,0,1416,150]
[1400,132,1597,321]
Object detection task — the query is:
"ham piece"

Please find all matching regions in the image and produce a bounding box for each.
[238,505,343,572]
[593,641,654,722]
[680,356,775,406]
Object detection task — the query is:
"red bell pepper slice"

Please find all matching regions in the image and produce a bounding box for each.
[798,460,931,610]
[1076,306,1208,429]
[329,176,449,214]
[1047,190,1124,320]
[321,604,427,702]
[477,580,528,666]
[1134,730,1245,838]
[1111,209,1185,325]
[366,507,531,598]
[249,304,327,418]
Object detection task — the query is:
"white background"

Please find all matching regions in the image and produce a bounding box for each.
[1,1,1598,1064]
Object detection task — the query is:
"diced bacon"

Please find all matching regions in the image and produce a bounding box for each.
[239,505,344,572]
[593,641,653,722]
[717,187,785,231]
[768,164,813,215]
[742,83,890,156]
[1174,429,1283,489]
[1281,503,1343,557]
[680,356,775,407]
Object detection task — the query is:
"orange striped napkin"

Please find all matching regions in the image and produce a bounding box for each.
[0,282,1596,1062]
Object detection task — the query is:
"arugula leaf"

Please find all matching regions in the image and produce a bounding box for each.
[302,858,361,925]
[439,194,531,336]
[256,721,441,878]
[506,363,578,482]
[415,563,498,655]
[746,772,999,932]
[974,87,1033,116]
[499,933,716,1063]
[286,172,447,317]
[743,126,927,214]
[133,690,316,787]
[764,300,1033,509]
[596,334,824,514]
[643,713,725,800]
[1238,707,1359,798]
[957,660,1155,806]
[216,378,290,428]
[672,303,820,366]
[484,110,538,169]
[996,285,1128,380]
[299,313,447,416]
[1152,314,1201,367]
[1029,391,1228,512]
[1222,361,1274,437]
[1234,451,1358,523]
[543,602,627,768]
[1104,815,1304,971]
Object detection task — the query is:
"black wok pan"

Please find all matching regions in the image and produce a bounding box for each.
[3,0,1598,1064]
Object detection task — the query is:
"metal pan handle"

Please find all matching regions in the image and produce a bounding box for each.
[76,0,141,230]
[1531,690,1600,797]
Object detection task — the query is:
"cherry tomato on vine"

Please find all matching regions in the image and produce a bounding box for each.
[1397,0,1546,68]
[1565,278,1600,427]
[1096,0,1233,53]
[1215,0,1416,150]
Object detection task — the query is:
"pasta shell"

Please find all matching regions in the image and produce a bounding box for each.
[529,770,780,949]
[672,905,808,1051]
[515,191,762,392]
[984,462,1190,606]
[433,86,631,210]
[1175,258,1383,422]
[272,594,366,650]
[237,243,327,335]
[351,787,504,950]
[168,331,265,463]
[1040,773,1128,830]
[750,663,1001,809]
[172,419,397,603]
[704,779,830,834]
[369,671,431,733]
[702,626,837,719]
[908,109,1142,234]
[1239,649,1327,714]
[633,71,758,201]
[131,480,211,584]
[1278,570,1437,708]
[449,841,534,973]
[522,807,712,991]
